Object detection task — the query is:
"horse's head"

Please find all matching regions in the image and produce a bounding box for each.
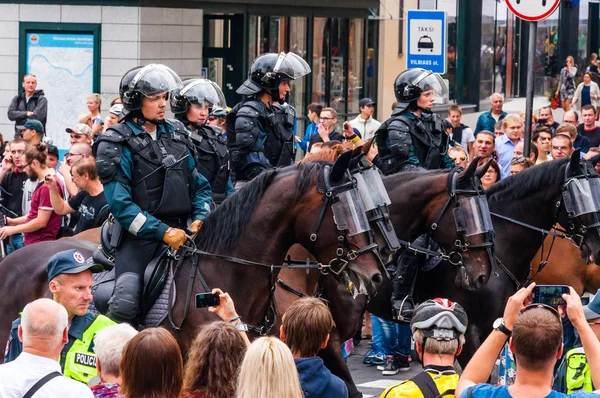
[429,159,495,291]
[293,152,384,292]
[559,151,600,264]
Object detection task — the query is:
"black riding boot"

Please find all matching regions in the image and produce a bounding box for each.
[391,236,426,322]
[106,272,143,328]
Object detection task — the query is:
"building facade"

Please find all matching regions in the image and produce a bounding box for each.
[0,0,378,149]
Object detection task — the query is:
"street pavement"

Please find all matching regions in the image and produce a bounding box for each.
[348,339,423,398]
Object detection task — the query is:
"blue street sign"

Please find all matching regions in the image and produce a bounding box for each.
[407,10,447,74]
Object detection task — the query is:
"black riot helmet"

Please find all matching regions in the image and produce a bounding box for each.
[119,64,183,112]
[393,68,448,112]
[237,52,311,104]
[171,78,227,124]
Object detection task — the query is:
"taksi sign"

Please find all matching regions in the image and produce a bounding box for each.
[505,0,561,21]
[407,10,447,74]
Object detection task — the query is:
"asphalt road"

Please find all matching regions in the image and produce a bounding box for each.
[348,339,423,398]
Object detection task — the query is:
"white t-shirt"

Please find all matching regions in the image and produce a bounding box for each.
[0,352,94,398]
[448,126,475,149]
[21,178,39,216]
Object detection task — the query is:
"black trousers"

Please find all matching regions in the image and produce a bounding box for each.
[114,232,164,280]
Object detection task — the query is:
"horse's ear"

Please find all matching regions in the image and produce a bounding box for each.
[459,156,480,179]
[569,149,581,175]
[330,150,352,183]
[362,138,374,155]
[475,159,492,179]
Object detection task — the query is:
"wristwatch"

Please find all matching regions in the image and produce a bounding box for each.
[234,320,249,332]
[493,318,512,337]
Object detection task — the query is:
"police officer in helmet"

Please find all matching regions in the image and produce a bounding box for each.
[228,52,310,187]
[374,68,454,322]
[171,79,234,205]
[94,64,212,326]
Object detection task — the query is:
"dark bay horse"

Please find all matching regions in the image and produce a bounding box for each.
[414,155,600,366]
[276,160,494,397]
[0,159,384,354]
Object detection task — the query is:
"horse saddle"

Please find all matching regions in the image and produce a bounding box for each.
[92,226,171,320]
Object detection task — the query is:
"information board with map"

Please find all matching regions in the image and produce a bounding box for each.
[26,32,96,150]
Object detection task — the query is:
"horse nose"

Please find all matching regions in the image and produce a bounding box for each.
[371,272,383,285]
[474,272,489,289]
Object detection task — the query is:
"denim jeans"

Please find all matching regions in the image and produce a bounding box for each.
[6,234,24,254]
[370,315,412,355]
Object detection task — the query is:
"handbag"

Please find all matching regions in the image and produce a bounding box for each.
[551,93,559,110]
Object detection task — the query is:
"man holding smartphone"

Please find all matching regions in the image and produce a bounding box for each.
[456,283,600,398]
[0,139,28,253]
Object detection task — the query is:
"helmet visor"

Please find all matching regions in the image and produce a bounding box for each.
[273,52,311,80]
[414,71,449,105]
[563,178,600,216]
[181,79,226,108]
[331,188,370,236]
[133,64,183,97]
[454,196,494,237]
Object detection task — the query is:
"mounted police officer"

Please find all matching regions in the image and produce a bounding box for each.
[374,68,453,321]
[228,52,310,187]
[171,79,234,205]
[4,249,115,384]
[94,64,212,326]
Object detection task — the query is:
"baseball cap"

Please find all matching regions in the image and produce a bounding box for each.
[109,104,124,116]
[16,119,44,134]
[47,249,104,282]
[583,291,600,320]
[46,144,59,157]
[65,123,92,136]
[359,98,376,107]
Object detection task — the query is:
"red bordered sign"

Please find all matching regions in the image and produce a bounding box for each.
[506,0,561,22]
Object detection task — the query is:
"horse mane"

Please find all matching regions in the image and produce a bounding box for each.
[486,159,568,204]
[382,168,448,187]
[197,161,331,251]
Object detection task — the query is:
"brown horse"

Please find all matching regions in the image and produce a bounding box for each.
[531,232,600,295]
[0,159,384,355]
[276,160,494,397]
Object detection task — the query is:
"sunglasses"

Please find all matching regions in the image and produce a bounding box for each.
[519,303,562,323]
[451,156,467,162]
[511,156,528,165]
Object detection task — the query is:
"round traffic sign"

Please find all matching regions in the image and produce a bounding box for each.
[506,0,561,22]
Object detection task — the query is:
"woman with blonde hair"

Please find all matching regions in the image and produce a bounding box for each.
[87,93,104,136]
[236,337,303,398]
[556,55,578,111]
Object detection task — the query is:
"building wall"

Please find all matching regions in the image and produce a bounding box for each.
[376,0,418,121]
[0,3,203,139]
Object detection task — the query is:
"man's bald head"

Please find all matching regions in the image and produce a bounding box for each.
[20,298,68,349]
[71,143,92,156]
[490,93,504,114]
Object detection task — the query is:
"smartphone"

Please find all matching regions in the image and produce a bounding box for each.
[195,292,220,308]
[532,285,570,307]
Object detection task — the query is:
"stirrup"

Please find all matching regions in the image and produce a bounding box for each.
[392,296,414,322]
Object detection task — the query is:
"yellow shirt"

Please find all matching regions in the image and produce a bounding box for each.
[380,366,459,398]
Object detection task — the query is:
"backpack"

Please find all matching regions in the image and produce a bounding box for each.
[565,347,594,394]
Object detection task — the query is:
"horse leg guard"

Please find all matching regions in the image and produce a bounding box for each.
[106,272,142,328]
[391,236,426,322]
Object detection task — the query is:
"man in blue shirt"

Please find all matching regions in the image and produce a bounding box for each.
[474,93,507,135]
[456,283,600,398]
[495,114,523,178]
[94,64,212,326]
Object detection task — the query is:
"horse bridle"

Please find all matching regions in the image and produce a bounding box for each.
[490,163,600,288]
[428,169,496,269]
[308,165,381,276]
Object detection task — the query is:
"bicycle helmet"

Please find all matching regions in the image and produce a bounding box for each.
[411,298,468,341]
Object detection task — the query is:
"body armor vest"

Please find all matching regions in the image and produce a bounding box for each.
[189,125,230,205]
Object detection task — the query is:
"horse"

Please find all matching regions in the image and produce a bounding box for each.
[414,154,600,367]
[0,158,384,355]
[276,159,495,397]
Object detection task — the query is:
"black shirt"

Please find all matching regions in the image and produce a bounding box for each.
[67,190,109,233]
[308,131,344,152]
[0,171,27,217]
[578,124,600,148]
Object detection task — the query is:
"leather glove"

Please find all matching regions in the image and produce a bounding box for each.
[163,227,187,250]
[190,219,203,234]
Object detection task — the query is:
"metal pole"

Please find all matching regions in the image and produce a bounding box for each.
[523,20,537,158]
